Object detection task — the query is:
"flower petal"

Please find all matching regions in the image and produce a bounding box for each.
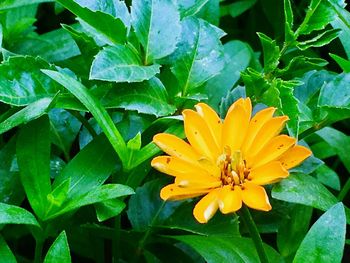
[222,103,250,152]
[160,184,209,201]
[278,145,312,169]
[227,98,252,117]
[241,107,276,156]
[193,189,220,223]
[218,185,242,214]
[250,135,296,168]
[195,103,222,148]
[183,110,220,161]
[248,161,289,185]
[241,182,271,211]
[151,156,210,177]
[245,116,289,159]
[153,133,200,162]
[175,174,221,188]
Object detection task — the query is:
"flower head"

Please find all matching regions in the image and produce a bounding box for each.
[151,98,312,223]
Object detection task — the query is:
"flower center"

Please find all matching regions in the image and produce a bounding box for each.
[217,146,250,187]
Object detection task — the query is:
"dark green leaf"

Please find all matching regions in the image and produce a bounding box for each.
[257,32,280,72]
[0,0,53,10]
[329,53,350,72]
[272,173,338,211]
[294,203,346,263]
[95,199,126,222]
[284,0,295,42]
[17,116,51,220]
[297,28,340,50]
[101,78,176,116]
[221,0,257,18]
[0,202,40,227]
[44,231,72,263]
[131,0,181,64]
[169,17,225,96]
[0,236,16,263]
[90,45,160,83]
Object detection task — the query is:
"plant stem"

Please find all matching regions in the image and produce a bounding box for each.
[68,110,97,138]
[112,215,121,263]
[34,237,44,263]
[239,206,269,263]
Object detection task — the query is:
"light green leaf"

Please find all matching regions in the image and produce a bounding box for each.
[0,97,54,135]
[169,17,225,96]
[131,0,181,64]
[0,236,16,263]
[90,45,160,83]
[0,0,53,10]
[0,56,62,106]
[297,28,340,50]
[178,0,209,18]
[257,32,280,72]
[272,173,338,211]
[314,164,341,191]
[101,78,176,116]
[16,116,51,220]
[42,70,129,168]
[284,0,295,42]
[127,132,142,151]
[0,202,40,227]
[330,3,350,59]
[329,53,350,72]
[95,199,126,222]
[318,73,350,108]
[56,0,126,45]
[44,231,71,263]
[293,203,346,263]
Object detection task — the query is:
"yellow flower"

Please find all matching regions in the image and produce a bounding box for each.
[151,98,312,223]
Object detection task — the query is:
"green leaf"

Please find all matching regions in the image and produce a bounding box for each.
[277,205,313,258]
[330,4,350,59]
[284,0,295,42]
[0,56,62,106]
[95,199,126,222]
[0,202,40,227]
[219,86,246,118]
[127,179,182,231]
[90,45,160,83]
[56,0,126,45]
[257,32,280,72]
[172,235,282,263]
[276,56,327,78]
[205,40,251,110]
[178,0,209,18]
[196,0,220,26]
[101,78,176,116]
[329,53,350,72]
[293,203,346,263]
[48,184,133,219]
[44,231,71,263]
[0,97,54,135]
[314,164,341,191]
[131,0,181,64]
[47,178,70,208]
[272,173,338,211]
[16,116,51,220]
[0,0,53,10]
[127,132,142,151]
[0,236,16,263]
[297,28,340,50]
[42,70,129,168]
[169,17,225,96]
[221,0,257,18]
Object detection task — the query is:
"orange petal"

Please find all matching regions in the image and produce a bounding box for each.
[250,135,296,168]
[222,103,250,152]
[241,107,276,156]
[151,156,210,177]
[278,145,312,169]
[227,98,252,118]
[153,133,200,162]
[160,184,209,201]
[193,189,220,223]
[245,116,289,159]
[195,103,222,148]
[218,185,242,214]
[248,161,289,185]
[183,110,220,161]
[241,182,271,211]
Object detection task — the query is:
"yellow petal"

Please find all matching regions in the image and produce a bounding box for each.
[227,98,252,117]
[241,107,276,156]
[151,156,210,177]
[248,161,289,185]
[153,133,200,162]
[218,185,242,214]
[193,189,220,223]
[183,110,220,161]
[195,103,222,148]
[175,174,221,188]
[250,135,296,168]
[278,145,312,169]
[245,116,289,159]
[241,182,271,211]
[160,184,209,201]
[222,103,250,152]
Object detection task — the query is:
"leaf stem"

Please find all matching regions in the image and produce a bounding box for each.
[239,206,269,263]
[34,236,44,263]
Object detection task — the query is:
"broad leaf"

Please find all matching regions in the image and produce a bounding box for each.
[17,116,51,220]
[0,0,53,10]
[131,0,181,64]
[330,4,350,59]
[293,203,346,263]
[314,164,341,191]
[221,0,257,18]
[95,199,126,222]
[0,236,16,263]
[44,231,71,263]
[0,202,40,227]
[90,45,160,83]
[178,0,209,18]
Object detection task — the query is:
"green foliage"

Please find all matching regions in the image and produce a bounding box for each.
[1,0,350,262]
